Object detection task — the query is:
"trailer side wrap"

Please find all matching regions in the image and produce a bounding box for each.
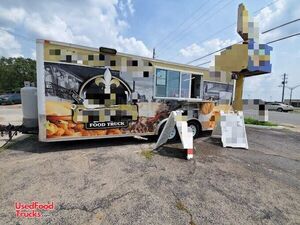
[36,40,232,142]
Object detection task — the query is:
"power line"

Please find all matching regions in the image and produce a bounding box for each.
[262,18,300,34]
[161,0,280,60]
[196,60,211,66]
[266,32,300,44]
[188,31,300,65]
[167,21,236,61]
[154,1,209,48]
[186,41,243,64]
[184,0,284,65]
[158,0,233,56]
[253,0,280,14]
[157,0,230,56]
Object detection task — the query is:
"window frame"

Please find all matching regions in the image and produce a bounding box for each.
[99,54,105,61]
[88,55,94,61]
[110,60,116,66]
[154,67,202,100]
[132,60,138,66]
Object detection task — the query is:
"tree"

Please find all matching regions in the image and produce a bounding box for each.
[0,57,36,94]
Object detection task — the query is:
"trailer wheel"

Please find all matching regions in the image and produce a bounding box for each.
[158,123,179,142]
[188,121,201,138]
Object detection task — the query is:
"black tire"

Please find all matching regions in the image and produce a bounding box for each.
[158,122,179,142]
[277,108,283,112]
[188,121,201,138]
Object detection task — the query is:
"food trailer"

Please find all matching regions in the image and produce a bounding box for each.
[26,39,233,142]
[1,4,272,146]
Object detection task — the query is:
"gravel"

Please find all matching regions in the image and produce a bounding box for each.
[0,127,299,225]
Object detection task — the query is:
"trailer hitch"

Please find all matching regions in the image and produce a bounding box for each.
[0,124,38,148]
[0,124,38,136]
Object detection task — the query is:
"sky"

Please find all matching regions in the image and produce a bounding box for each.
[0,0,299,101]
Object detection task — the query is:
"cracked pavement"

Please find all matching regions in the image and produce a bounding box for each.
[0,127,299,225]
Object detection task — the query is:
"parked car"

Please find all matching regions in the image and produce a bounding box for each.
[0,93,22,105]
[265,102,294,112]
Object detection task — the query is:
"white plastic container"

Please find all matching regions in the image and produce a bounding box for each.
[21,86,38,128]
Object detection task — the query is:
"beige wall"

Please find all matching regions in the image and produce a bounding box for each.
[44,40,233,84]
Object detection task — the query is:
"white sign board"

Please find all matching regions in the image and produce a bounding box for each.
[154,111,176,149]
[220,111,248,149]
[176,120,193,149]
[154,111,194,159]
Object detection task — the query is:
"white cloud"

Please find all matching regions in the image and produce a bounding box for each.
[118,0,135,17]
[0,0,150,57]
[180,38,237,58]
[179,38,237,66]
[243,73,283,100]
[24,14,92,46]
[0,29,22,57]
[179,43,205,58]
[0,7,26,23]
[117,36,152,57]
[254,0,285,43]
[31,49,36,60]
[254,0,300,43]
[127,0,135,15]
[244,0,300,100]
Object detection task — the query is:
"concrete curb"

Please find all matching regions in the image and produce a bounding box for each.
[246,124,300,132]
[245,124,284,129]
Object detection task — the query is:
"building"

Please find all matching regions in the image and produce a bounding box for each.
[284,99,300,107]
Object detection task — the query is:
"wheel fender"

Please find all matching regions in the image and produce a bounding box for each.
[155,118,169,135]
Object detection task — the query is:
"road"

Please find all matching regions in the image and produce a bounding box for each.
[268,111,300,126]
[0,104,22,125]
[0,127,299,225]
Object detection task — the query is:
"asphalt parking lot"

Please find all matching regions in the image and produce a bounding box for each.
[268,110,300,126]
[0,126,299,225]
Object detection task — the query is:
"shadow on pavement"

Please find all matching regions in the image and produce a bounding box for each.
[203,136,223,147]
[155,145,187,160]
[6,135,158,153]
[6,130,217,156]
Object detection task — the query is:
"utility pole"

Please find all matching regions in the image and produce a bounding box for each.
[281,73,287,103]
[152,48,156,59]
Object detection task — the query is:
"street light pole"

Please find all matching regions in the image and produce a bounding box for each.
[279,84,300,105]
[289,84,300,105]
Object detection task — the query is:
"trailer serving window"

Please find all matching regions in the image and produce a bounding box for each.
[155,68,201,99]
[155,69,180,97]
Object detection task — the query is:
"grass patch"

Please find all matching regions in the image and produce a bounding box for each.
[140,150,154,160]
[244,117,277,126]
[176,200,188,212]
[176,200,196,225]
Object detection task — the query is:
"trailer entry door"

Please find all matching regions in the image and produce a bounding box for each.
[191,74,201,98]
